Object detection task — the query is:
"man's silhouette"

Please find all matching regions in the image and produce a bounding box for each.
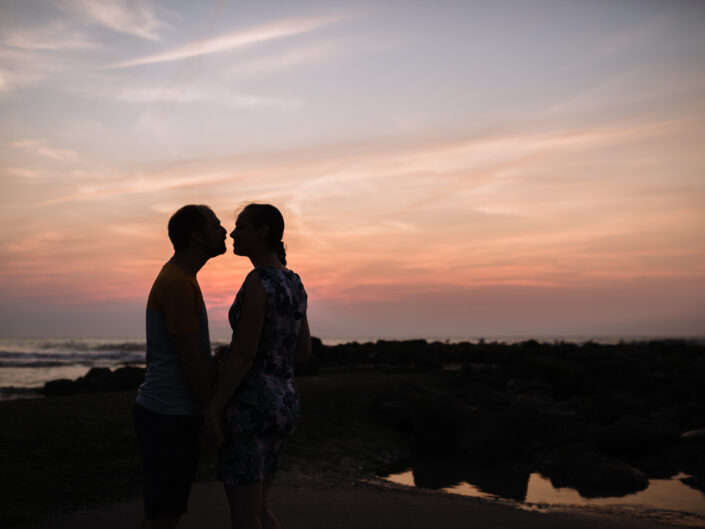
[133,205,226,529]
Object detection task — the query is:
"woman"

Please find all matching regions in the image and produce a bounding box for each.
[205,203,311,529]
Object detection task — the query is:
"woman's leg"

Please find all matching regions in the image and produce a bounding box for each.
[261,477,282,529]
[225,481,264,529]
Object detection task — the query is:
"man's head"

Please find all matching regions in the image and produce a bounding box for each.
[168,205,227,257]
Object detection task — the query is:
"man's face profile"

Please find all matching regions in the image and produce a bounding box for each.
[197,207,227,258]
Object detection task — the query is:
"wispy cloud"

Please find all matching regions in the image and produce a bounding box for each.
[230,42,339,77]
[63,0,168,41]
[4,167,41,179]
[10,139,81,162]
[115,85,300,109]
[2,22,99,51]
[0,48,63,95]
[105,15,345,69]
[229,35,392,78]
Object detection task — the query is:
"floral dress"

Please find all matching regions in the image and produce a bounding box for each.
[217,266,307,485]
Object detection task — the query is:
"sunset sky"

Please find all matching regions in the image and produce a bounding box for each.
[1,0,704,340]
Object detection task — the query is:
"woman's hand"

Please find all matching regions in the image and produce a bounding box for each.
[213,344,229,368]
[203,405,224,453]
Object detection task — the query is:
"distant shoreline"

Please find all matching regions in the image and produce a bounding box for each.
[2,336,705,399]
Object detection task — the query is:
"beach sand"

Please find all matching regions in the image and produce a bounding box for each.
[23,471,701,529]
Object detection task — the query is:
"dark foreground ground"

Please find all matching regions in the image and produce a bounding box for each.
[0,371,419,527]
[2,339,705,528]
[21,474,693,529]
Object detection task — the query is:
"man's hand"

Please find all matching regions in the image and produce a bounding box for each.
[203,405,224,454]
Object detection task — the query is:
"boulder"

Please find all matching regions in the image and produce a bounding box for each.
[634,456,678,479]
[597,414,680,457]
[462,364,508,392]
[462,459,531,501]
[409,386,475,451]
[665,439,705,473]
[523,354,584,398]
[539,443,649,498]
[456,409,535,461]
[682,476,705,494]
[112,366,145,390]
[373,400,415,431]
[43,378,77,397]
[580,390,649,425]
[681,428,705,442]
[411,454,466,490]
[77,367,116,392]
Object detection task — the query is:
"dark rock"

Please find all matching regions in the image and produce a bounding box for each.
[597,414,680,457]
[536,412,595,450]
[539,443,649,498]
[462,364,508,392]
[411,454,465,490]
[77,367,115,392]
[410,386,475,451]
[372,339,432,368]
[692,355,705,374]
[412,348,443,371]
[682,428,705,442]
[462,459,531,501]
[683,404,705,430]
[682,476,705,494]
[43,378,77,396]
[684,454,705,476]
[665,439,705,471]
[568,457,649,498]
[311,336,324,356]
[523,354,584,398]
[580,390,649,425]
[373,400,415,431]
[634,456,678,479]
[457,409,535,461]
[112,366,145,390]
[45,366,145,396]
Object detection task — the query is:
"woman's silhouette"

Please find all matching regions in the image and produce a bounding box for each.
[205,203,311,529]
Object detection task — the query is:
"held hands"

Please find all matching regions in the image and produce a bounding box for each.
[213,344,229,368]
[203,404,224,453]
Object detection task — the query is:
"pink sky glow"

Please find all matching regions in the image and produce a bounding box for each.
[1,0,704,339]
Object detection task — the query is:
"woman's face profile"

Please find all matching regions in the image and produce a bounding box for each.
[230,212,258,256]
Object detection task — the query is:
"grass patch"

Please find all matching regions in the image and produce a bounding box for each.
[0,370,434,527]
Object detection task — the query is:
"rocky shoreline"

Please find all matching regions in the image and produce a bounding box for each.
[41,338,705,503]
[356,339,705,501]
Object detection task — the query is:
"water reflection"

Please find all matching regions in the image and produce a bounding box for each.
[383,457,705,516]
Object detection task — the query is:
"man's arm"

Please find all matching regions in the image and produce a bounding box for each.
[161,278,216,408]
[174,333,215,407]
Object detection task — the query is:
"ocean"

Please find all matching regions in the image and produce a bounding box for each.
[1,335,699,399]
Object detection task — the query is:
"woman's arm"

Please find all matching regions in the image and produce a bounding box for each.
[207,272,266,412]
[295,314,312,363]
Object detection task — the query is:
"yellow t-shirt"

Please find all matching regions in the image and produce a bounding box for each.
[136,262,211,415]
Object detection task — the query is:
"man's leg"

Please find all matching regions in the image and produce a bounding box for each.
[134,405,200,528]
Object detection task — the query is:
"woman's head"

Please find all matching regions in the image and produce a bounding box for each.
[232,203,287,265]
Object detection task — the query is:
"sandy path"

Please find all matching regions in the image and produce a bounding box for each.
[26,475,695,529]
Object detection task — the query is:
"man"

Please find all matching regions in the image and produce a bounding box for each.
[133,205,227,529]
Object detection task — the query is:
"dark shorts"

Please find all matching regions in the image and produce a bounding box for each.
[133,403,201,519]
